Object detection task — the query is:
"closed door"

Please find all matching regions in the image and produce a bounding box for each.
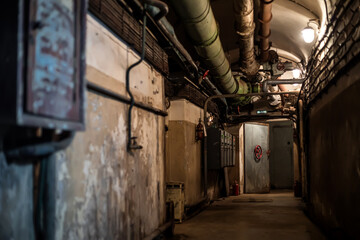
[244,123,270,193]
[270,124,293,189]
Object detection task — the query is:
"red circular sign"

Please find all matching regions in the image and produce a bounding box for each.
[254,145,263,162]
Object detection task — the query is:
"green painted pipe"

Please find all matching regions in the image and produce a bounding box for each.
[169,0,249,96]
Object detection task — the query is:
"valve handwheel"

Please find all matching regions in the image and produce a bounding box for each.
[254,145,263,162]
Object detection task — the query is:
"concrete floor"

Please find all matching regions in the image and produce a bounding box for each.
[170,191,325,240]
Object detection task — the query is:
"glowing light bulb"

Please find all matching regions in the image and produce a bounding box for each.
[292,69,301,79]
[302,27,315,43]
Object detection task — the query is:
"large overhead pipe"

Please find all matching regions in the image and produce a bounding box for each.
[259,0,273,62]
[233,0,259,76]
[169,0,249,95]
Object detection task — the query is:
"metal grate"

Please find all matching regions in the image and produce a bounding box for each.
[303,0,360,105]
[89,0,169,76]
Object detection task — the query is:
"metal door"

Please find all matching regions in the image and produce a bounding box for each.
[244,123,270,193]
[270,122,293,188]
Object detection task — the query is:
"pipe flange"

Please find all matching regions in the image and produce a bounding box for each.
[232,78,240,94]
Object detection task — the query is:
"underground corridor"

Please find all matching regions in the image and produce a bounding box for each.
[1,0,360,239]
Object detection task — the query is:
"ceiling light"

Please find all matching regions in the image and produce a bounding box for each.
[302,19,319,43]
[302,27,315,43]
[292,69,301,78]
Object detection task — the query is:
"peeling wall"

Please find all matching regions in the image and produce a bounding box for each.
[51,15,166,239]
[52,92,165,240]
[0,14,166,240]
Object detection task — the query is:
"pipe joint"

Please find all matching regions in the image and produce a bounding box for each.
[258,13,273,24]
[236,22,256,38]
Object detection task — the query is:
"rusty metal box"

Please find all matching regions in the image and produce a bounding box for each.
[166,182,185,223]
[0,0,86,130]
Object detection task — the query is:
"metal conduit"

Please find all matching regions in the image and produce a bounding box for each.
[262,78,305,92]
[259,0,273,62]
[233,0,259,76]
[169,0,248,95]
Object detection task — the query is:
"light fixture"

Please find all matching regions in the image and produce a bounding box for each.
[302,26,315,43]
[302,19,319,43]
[292,69,301,78]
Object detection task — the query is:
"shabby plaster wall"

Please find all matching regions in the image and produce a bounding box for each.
[0,14,167,240]
[51,15,166,240]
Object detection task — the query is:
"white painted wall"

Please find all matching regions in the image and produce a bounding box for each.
[167,99,203,125]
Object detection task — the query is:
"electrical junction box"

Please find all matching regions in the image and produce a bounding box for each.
[0,0,86,130]
[166,182,185,223]
[207,128,236,169]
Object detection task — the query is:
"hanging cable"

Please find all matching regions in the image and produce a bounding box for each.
[125,7,147,151]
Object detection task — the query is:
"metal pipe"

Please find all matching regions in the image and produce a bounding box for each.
[202,77,227,106]
[204,91,299,121]
[298,99,306,198]
[125,11,147,151]
[259,0,273,62]
[233,0,259,76]
[87,82,167,117]
[169,0,248,95]
[143,0,168,21]
[157,21,199,73]
[5,131,75,159]
[262,78,305,92]
[144,1,198,73]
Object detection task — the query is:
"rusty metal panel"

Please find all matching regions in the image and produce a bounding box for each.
[27,0,78,120]
[0,0,86,130]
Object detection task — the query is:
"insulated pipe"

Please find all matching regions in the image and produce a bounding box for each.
[169,0,248,95]
[262,78,305,92]
[259,0,273,62]
[145,2,198,73]
[233,0,259,76]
